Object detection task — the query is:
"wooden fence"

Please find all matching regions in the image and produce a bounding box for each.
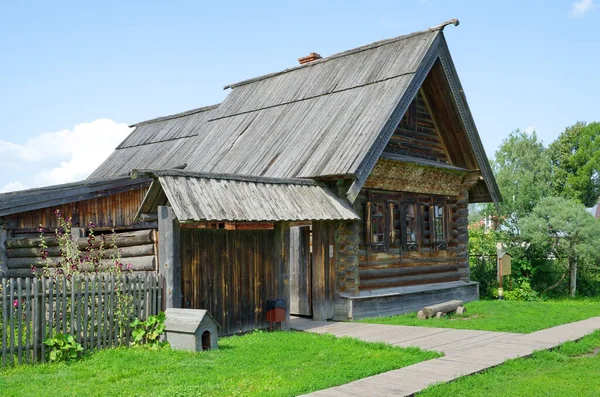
[0,272,163,366]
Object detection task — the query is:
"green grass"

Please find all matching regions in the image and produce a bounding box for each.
[0,331,440,397]
[418,330,600,397]
[361,299,600,333]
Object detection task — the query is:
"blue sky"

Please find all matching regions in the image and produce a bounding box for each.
[0,0,598,191]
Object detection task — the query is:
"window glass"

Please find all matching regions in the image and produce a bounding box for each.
[405,203,418,250]
[420,203,431,248]
[389,202,402,248]
[370,202,386,245]
[433,205,446,249]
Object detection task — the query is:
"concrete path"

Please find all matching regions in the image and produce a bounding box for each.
[291,316,600,397]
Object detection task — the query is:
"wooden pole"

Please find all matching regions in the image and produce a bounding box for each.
[158,206,182,309]
[0,218,8,277]
[273,222,290,330]
[497,242,503,300]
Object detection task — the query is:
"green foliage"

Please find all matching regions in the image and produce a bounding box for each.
[361,299,600,333]
[520,196,600,295]
[43,333,84,363]
[501,279,540,301]
[0,331,440,397]
[468,220,499,298]
[549,121,600,207]
[492,129,552,234]
[130,312,167,349]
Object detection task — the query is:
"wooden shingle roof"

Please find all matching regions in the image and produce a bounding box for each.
[89,20,500,205]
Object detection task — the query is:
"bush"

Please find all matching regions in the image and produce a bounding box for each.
[499,280,540,301]
[44,333,84,363]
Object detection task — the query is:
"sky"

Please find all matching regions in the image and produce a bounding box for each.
[0,0,598,192]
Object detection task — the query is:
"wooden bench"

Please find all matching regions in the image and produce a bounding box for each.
[417,300,466,319]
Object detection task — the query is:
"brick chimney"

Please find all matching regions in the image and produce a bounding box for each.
[298,52,322,65]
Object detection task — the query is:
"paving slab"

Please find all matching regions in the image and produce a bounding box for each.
[293,315,600,397]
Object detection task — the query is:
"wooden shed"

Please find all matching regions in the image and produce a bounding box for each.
[0,20,501,332]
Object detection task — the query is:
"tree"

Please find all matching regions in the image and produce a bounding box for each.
[519,196,600,297]
[549,122,600,207]
[492,130,552,235]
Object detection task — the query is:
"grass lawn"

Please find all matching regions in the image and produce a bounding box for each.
[418,330,600,397]
[360,299,600,333]
[0,331,439,397]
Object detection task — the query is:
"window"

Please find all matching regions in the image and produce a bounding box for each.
[367,202,386,249]
[433,204,446,250]
[404,202,418,251]
[366,193,450,252]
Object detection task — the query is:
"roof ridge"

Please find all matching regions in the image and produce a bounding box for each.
[223,19,458,90]
[130,104,219,128]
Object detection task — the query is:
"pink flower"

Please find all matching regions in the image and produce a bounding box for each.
[13,299,18,308]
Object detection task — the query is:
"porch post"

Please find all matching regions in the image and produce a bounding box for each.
[273,222,291,330]
[158,206,182,309]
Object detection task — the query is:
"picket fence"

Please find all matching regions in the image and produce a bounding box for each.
[0,273,164,366]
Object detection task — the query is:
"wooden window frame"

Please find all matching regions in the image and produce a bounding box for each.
[365,191,451,253]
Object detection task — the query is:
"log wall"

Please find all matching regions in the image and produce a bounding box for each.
[2,229,158,278]
[355,188,468,291]
[383,91,449,163]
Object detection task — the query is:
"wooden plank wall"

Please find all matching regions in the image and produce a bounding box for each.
[180,228,283,336]
[355,190,464,291]
[312,221,335,321]
[289,226,311,316]
[7,187,149,230]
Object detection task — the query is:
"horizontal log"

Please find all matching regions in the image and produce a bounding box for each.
[423,300,463,318]
[6,229,156,250]
[360,264,459,280]
[359,270,461,289]
[7,237,60,248]
[98,256,156,272]
[6,243,154,259]
[8,257,60,269]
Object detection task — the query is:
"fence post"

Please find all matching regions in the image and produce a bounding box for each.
[158,206,181,309]
[0,219,8,277]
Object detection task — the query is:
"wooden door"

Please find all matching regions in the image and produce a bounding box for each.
[289,226,312,316]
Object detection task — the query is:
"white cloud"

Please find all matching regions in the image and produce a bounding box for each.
[523,125,536,134]
[571,0,597,18]
[0,119,132,193]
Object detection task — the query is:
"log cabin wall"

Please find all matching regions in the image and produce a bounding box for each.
[354,186,469,291]
[6,187,149,231]
[3,229,158,278]
[180,227,286,336]
[383,91,449,164]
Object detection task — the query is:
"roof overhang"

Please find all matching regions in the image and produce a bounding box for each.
[132,169,359,223]
[0,176,152,217]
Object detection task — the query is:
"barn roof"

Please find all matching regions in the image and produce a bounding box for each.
[133,170,359,222]
[90,20,500,205]
[0,176,151,217]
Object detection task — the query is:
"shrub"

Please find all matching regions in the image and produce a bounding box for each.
[44,333,84,363]
[500,280,540,301]
[130,312,168,349]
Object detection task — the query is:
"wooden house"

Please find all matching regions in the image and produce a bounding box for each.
[0,20,500,334]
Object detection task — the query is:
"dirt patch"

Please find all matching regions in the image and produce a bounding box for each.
[449,314,480,321]
[577,347,600,358]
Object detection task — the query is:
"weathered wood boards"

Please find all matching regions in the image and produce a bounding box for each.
[1,273,163,366]
[289,226,311,316]
[180,227,280,336]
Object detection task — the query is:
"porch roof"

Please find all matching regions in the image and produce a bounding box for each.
[134,169,359,223]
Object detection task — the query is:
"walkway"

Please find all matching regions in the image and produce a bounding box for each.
[291,316,600,397]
